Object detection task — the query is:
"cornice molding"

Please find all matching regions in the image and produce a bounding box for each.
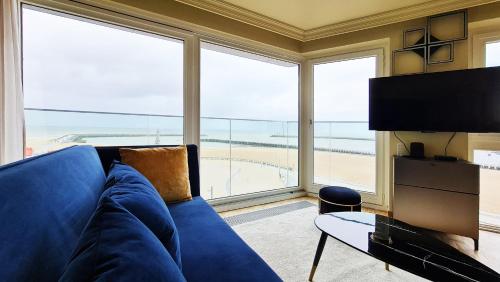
[303,0,499,41]
[175,0,304,40]
[175,0,499,42]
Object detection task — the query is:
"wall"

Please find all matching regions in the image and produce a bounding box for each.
[109,0,302,52]
[304,16,469,162]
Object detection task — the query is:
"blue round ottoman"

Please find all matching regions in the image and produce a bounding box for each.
[318,186,362,214]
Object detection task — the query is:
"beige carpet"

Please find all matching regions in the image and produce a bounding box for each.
[231,205,428,282]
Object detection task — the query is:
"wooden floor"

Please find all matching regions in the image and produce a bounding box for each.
[219,196,500,272]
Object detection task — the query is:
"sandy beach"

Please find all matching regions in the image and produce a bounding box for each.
[200,146,376,196]
[479,169,500,214]
[201,146,500,217]
[26,139,500,216]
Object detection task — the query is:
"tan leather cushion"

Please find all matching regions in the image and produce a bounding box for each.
[119,146,192,203]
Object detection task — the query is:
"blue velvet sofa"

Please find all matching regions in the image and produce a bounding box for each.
[0,145,281,282]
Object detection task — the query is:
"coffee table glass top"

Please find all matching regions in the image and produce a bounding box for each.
[315,212,500,282]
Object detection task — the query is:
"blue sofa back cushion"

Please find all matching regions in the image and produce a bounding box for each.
[0,146,106,282]
[59,195,186,282]
[95,144,200,197]
[104,161,182,268]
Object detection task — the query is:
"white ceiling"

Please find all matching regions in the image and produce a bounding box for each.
[222,0,432,30]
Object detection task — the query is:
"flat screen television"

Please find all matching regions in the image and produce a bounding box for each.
[369,66,500,132]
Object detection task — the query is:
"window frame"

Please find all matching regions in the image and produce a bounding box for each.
[469,25,500,232]
[469,27,500,160]
[20,0,196,146]
[470,29,500,69]
[198,39,302,201]
[308,46,390,209]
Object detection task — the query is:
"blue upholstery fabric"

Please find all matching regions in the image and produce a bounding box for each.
[105,161,182,268]
[95,145,200,197]
[59,196,186,282]
[0,146,106,282]
[0,144,280,281]
[319,186,362,213]
[168,197,282,282]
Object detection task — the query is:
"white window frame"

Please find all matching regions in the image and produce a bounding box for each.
[470,29,500,69]
[469,27,500,161]
[20,0,196,145]
[307,44,390,209]
[469,24,500,232]
[198,38,304,204]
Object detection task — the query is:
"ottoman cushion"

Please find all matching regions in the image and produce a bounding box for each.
[319,186,361,206]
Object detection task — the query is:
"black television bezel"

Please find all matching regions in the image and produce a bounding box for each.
[368,66,500,133]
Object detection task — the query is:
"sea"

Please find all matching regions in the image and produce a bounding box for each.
[24,109,500,167]
[25,109,376,155]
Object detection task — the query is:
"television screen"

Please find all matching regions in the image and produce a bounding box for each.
[369,66,500,132]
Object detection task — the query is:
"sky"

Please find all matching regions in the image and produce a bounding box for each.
[200,42,298,121]
[23,6,374,123]
[22,7,184,116]
[314,57,376,121]
[486,41,500,67]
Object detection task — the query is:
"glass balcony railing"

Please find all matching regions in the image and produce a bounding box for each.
[314,121,376,193]
[24,108,376,199]
[200,117,298,199]
[24,108,184,156]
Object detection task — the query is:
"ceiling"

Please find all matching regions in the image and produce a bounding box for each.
[221,0,432,30]
[175,0,497,41]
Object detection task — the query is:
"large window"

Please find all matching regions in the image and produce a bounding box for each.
[200,42,299,199]
[313,53,381,195]
[22,6,184,157]
[470,35,500,231]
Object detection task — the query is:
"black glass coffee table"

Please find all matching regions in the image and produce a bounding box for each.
[309,212,500,281]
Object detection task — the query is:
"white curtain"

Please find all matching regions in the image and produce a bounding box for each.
[0,0,24,165]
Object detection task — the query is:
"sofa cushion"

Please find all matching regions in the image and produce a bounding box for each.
[59,195,186,282]
[0,146,106,282]
[119,146,192,202]
[168,197,282,282]
[95,145,201,197]
[104,161,182,268]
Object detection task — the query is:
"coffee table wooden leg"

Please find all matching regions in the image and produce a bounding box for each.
[385,263,390,271]
[309,232,328,281]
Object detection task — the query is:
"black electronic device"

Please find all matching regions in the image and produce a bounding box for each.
[369,66,500,133]
[410,142,425,159]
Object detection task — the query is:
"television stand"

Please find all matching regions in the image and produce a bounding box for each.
[393,156,479,250]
